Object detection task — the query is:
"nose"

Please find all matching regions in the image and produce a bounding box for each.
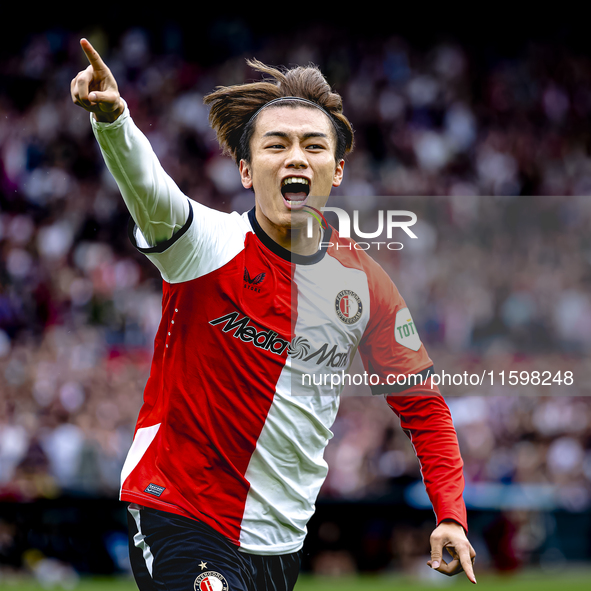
[285,144,308,169]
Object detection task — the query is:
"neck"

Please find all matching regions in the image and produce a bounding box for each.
[255,208,322,256]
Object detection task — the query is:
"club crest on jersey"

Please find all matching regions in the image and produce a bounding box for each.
[335,290,363,324]
[194,570,228,591]
[243,268,266,293]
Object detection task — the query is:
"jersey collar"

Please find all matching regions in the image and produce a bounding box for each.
[248,207,332,265]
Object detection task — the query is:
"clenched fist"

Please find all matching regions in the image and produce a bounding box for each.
[71,39,124,123]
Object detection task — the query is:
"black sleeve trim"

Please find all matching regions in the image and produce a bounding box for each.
[127,200,193,254]
[370,365,435,395]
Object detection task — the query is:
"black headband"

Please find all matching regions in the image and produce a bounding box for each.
[246,96,338,131]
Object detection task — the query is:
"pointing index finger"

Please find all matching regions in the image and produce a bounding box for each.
[458,547,477,584]
[80,38,107,71]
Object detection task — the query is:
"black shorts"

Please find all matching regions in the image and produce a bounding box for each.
[126,504,302,591]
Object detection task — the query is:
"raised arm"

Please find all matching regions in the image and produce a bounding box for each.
[70,39,188,247]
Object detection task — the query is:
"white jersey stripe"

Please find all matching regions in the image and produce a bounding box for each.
[238,253,370,553]
[128,506,155,577]
[120,423,161,491]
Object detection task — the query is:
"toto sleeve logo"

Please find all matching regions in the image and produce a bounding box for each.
[394,307,421,351]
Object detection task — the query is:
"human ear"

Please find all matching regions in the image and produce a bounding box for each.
[332,159,345,187]
[239,159,253,189]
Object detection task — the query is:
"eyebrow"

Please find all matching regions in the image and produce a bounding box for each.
[262,131,329,140]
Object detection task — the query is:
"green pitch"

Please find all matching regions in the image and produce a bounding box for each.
[1,571,590,590]
[296,570,591,591]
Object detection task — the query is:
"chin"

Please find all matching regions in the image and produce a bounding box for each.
[263,205,302,226]
[284,209,309,230]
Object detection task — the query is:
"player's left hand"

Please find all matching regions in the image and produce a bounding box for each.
[427,520,477,584]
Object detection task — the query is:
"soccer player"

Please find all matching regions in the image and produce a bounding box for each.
[71,38,476,590]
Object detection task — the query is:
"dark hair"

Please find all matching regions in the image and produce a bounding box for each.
[203,59,354,164]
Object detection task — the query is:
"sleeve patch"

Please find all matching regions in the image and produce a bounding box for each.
[395,307,422,351]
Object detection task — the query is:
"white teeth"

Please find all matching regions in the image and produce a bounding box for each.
[282,177,309,186]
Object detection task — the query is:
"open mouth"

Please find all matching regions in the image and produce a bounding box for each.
[281,177,310,209]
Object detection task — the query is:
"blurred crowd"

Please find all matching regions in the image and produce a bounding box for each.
[1,23,591,556]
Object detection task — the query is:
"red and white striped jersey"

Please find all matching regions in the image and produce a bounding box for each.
[92,109,467,556]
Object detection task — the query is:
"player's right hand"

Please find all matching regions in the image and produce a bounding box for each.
[71,38,124,123]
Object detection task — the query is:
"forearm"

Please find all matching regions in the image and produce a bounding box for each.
[386,390,468,531]
[91,100,188,246]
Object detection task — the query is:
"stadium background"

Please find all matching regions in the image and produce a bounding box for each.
[1,9,591,589]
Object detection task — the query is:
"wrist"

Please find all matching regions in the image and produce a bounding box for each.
[93,99,124,123]
[438,519,466,534]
